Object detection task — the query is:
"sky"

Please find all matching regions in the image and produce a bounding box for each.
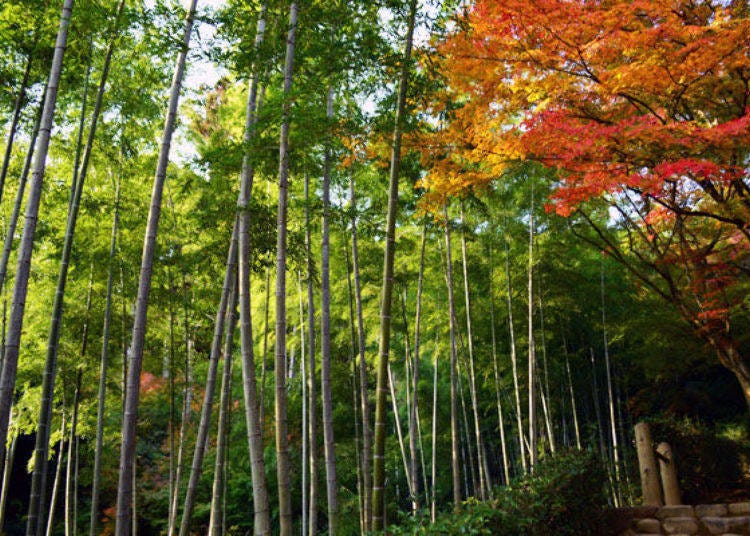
[183,0,225,92]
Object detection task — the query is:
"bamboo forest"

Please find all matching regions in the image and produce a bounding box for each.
[0,0,749,534]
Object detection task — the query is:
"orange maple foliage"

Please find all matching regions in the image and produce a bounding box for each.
[420,0,750,408]
[422,0,750,226]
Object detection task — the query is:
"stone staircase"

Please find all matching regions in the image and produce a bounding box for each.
[618,502,750,535]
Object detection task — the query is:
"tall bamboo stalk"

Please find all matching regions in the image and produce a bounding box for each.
[298,274,309,536]
[410,226,426,510]
[64,370,82,536]
[564,347,582,449]
[527,187,537,470]
[341,234,365,534]
[167,275,193,536]
[208,286,238,536]
[320,86,338,533]
[67,50,93,212]
[304,174,319,536]
[0,85,45,296]
[601,258,621,505]
[590,348,607,459]
[504,222,527,473]
[340,237,364,532]
[178,225,237,536]
[387,362,413,499]
[351,359,364,534]
[0,432,15,532]
[260,268,270,429]
[399,290,417,510]
[115,2,198,532]
[33,6,125,520]
[489,246,510,485]
[0,0,74,473]
[459,206,488,497]
[430,345,438,522]
[372,1,418,528]
[33,29,100,536]
[236,5,271,534]
[349,176,371,531]
[89,173,121,536]
[44,415,66,536]
[455,351,477,496]
[0,53,32,205]
[444,208,462,509]
[275,5,298,533]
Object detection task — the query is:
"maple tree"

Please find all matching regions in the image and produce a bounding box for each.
[419,0,750,411]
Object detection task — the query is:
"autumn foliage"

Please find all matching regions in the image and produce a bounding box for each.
[420,0,750,406]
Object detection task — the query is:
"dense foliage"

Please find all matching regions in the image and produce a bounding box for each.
[0,0,747,535]
[389,450,609,536]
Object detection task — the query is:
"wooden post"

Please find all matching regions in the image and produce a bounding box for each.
[634,422,662,506]
[657,442,681,506]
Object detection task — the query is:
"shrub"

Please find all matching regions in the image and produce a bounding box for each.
[385,449,608,535]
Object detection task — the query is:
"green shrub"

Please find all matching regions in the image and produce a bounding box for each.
[385,449,608,535]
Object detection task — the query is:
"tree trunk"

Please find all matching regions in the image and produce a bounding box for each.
[527,191,537,470]
[0,432,16,533]
[351,360,364,535]
[89,174,121,536]
[590,349,607,459]
[115,1,197,532]
[208,287,238,536]
[489,247,510,485]
[387,362,413,504]
[444,208,462,509]
[0,53,32,205]
[409,226,426,509]
[399,289,416,503]
[601,259,621,504]
[236,5,271,534]
[119,262,127,413]
[304,174,319,536]
[68,51,93,213]
[537,296,556,455]
[178,224,238,536]
[167,292,176,528]
[131,459,137,536]
[29,90,87,536]
[415,390,429,507]
[340,245,362,531]
[0,0,74,472]
[455,353,477,496]
[31,5,125,520]
[298,274,309,536]
[504,222,527,473]
[0,84,45,296]
[260,268,270,428]
[725,325,750,401]
[320,86,338,534]
[167,276,193,536]
[459,206,488,497]
[430,346,438,522]
[565,355,582,450]
[275,5,298,533]
[64,370,82,536]
[166,279,190,534]
[349,176,371,532]
[44,416,66,536]
[371,0,418,528]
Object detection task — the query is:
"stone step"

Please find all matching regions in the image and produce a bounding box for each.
[700,516,750,535]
